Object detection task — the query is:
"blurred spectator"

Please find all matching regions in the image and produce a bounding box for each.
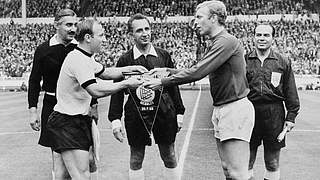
[1,17,320,77]
[0,0,21,18]
[23,0,320,17]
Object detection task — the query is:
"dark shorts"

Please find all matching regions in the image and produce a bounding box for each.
[47,111,93,153]
[39,93,57,147]
[250,102,285,150]
[124,95,178,146]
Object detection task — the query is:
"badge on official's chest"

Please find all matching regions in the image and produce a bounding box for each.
[271,72,282,87]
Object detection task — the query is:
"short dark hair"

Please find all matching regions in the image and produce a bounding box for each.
[254,23,276,37]
[127,13,151,33]
[54,9,77,22]
[75,19,96,42]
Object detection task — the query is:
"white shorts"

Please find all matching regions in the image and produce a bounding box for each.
[211,97,254,142]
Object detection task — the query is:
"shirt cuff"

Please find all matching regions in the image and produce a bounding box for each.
[111,119,122,130]
[177,114,184,123]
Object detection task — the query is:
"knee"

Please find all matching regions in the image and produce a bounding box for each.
[161,154,177,168]
[130,155,144,170]
[55,170,70,179]
[54,164,70,179]
[228,170,248,180]
[89,158,97,173]
[220,161,231,177]
[78,170,90,180]
[222,163,247,180]
[265,159,279,171]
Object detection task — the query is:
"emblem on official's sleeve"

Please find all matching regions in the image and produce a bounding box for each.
[271,72,281,87]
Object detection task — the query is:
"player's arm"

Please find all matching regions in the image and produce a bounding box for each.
[97,66,148,80]
[84,78,142,98]
[144,38,236,89]
[161,38,236,86]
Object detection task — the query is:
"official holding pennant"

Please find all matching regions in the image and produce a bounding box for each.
[108,13,185,180]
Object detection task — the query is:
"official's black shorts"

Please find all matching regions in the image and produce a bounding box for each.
[250,102,285,150]
[47,111,92,153]
[38,93,57,147]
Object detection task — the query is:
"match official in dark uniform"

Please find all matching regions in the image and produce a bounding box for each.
[245,23,300,180]
[27,9,81,180]
[108,13,185,180]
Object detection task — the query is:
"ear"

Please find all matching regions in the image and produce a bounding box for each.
[53,21,59,29]
[84,34,92,43]
[209,14,216,23]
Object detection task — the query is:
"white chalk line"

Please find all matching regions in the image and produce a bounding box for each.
[177,85,202,180]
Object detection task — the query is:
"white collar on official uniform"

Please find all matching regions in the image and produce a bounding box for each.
[133,44,158,60]
[49,34,78,46]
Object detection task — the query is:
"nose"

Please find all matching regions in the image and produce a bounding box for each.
[70,24,77,32]
[102,35,107,43]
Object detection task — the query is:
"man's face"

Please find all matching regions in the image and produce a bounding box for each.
[56,15,78,42]
[131,19,151,46]
[254,25,274,51]
[90,22,106,53]
[194,7,213,36]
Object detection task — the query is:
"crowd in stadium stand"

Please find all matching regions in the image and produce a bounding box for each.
[1,0,320,77]
[1,18,320,77]
[1,0,320,18]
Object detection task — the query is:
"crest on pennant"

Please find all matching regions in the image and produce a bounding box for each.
[136,85,155,105]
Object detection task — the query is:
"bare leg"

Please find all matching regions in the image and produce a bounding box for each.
[61,149,90,180]
[216,138,250,180]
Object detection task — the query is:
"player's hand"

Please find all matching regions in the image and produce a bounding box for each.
[29,108,40,131]
[113,126,126,143]
[124,77,144,89]
[88,104,98,122]
[177,114,183,132]
[284,121,295,132]
[147,68,168,76]
[143,78,162,90]
[124,65,148,74]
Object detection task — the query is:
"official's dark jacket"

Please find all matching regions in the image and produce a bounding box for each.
[108,47,185,146]
[245,49,300,123]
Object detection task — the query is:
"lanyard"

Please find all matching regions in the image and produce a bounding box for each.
[128,86,164,144]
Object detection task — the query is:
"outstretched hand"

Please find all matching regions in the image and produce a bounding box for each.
[125,76,144,89]
[143,78,163,90]
[147,68,168,76]
[124,65,148,74]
